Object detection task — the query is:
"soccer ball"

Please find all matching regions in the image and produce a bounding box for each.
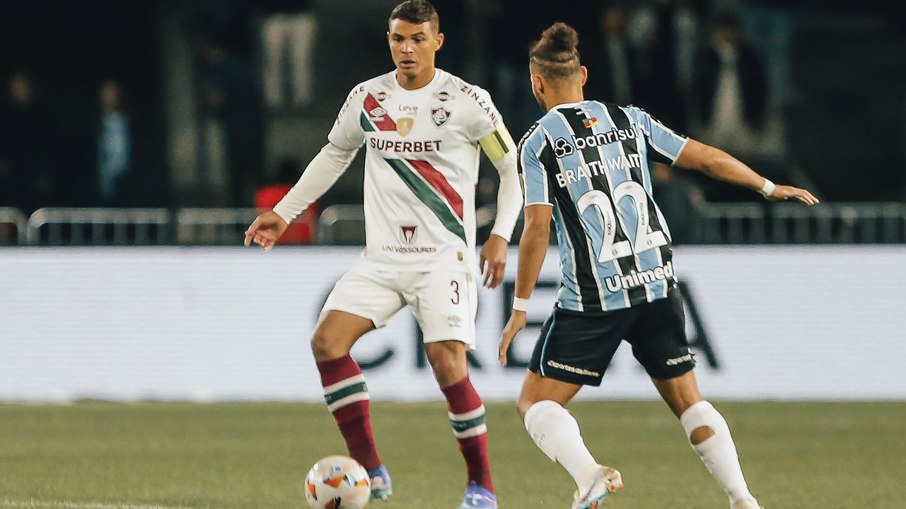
[304,455,371,509]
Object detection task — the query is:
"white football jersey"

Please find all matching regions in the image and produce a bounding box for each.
[329,69,507,271]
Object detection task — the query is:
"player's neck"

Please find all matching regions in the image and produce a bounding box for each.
[395,68,436,90]
[544,91,584,112]
[540,80,585,111]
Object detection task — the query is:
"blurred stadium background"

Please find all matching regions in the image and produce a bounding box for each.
[0,0,904,245]
[1,1,904,508]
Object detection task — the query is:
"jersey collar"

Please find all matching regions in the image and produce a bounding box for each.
[393,68,444,92]
[548,100,585,110]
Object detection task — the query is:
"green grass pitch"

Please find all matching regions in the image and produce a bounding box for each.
[0,401,903,509]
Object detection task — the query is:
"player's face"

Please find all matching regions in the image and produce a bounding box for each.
[388,19,444,88]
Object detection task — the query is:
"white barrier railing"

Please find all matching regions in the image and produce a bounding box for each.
[175,207,259,245]
[316,204,365,245]
[695,202,906,244]
[5,203,906,246]
[0,207,27,245]
[25,208,171,245]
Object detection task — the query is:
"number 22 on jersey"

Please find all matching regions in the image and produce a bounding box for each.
[576,180,668,263]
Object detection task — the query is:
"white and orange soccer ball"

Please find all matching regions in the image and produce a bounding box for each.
[304,455,371,509]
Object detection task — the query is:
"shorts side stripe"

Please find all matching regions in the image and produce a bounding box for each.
[538,312,557,377]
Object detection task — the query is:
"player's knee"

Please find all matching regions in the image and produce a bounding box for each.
[515,397,535,422]
[425,343,467,385]
[310,328,347,361]
[427,353,459,379]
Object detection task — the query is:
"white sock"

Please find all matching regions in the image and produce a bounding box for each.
[680,401,756,504]
[524,400,598,486]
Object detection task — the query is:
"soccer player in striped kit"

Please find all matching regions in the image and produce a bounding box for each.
[498,22,818,509]
[244,2,520,508]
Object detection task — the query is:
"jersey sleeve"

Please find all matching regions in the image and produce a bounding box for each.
[461,84,506,143]
[461,83,519,166]
[327,84,368,150]
[626,106,689,166]
[517,124,553,206]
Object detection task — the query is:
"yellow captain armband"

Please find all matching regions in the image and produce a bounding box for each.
[478,126,517,162]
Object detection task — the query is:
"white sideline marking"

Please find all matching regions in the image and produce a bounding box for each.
[0,500,212,509]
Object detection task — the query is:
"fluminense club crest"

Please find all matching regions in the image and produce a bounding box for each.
[431,108,451,127]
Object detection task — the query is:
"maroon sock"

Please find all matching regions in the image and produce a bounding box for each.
[317,355,381,471]
[442,376,494,492]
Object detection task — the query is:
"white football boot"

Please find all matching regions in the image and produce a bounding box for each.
[570,465,623,509]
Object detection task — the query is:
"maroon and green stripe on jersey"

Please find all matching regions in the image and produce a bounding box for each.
[359,90,467,243]
[385,158,466,243]
[407,159,464,219]
[360,93,397,132]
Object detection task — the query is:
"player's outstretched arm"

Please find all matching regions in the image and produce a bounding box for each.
[675,139,820,205]
[244,211,288,251]
[243,142,359,251]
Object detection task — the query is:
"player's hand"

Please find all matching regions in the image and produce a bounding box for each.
[498,311,527,366]
[244,211,289,251]
[767,185,820,205]
[479,234,508,289]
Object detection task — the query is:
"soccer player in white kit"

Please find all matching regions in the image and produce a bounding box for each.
[244,2,521,508]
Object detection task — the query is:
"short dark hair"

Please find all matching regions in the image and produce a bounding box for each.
[529,22,581,80]
[389,0,440,32]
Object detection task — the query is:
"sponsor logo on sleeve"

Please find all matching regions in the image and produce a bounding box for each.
[368,106,387,122]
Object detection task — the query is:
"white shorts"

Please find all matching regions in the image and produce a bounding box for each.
[322,260,478,347]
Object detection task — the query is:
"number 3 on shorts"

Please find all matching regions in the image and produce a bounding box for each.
[450,279,460,305]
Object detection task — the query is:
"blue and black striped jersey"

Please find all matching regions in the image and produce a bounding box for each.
[517,100,688,312]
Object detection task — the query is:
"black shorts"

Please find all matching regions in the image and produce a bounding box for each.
[528,286,695,386]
